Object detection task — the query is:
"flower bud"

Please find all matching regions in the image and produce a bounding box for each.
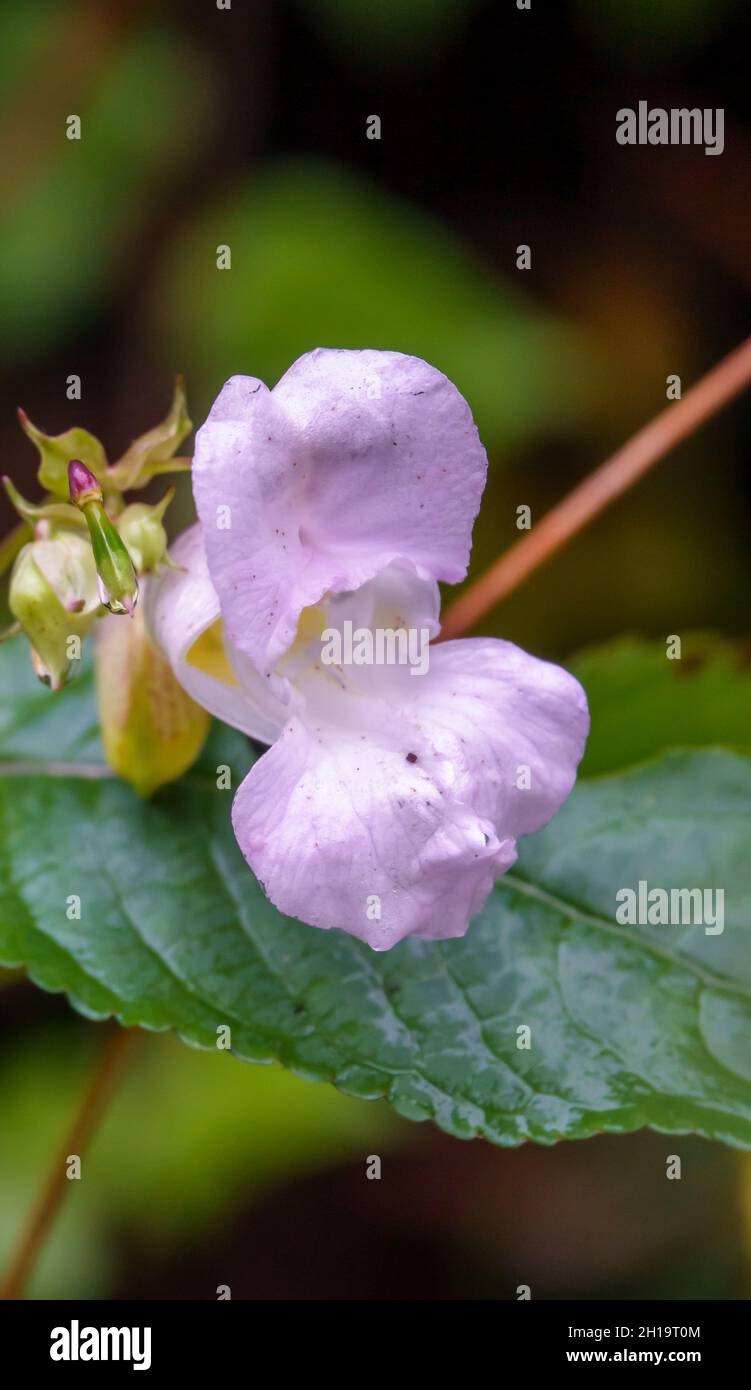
[9,533,100,689]
[68,460,139,615]
[95,594,210,797]
[117,490,174,574]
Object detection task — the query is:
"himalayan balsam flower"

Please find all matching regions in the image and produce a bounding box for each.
[151,350,589,950]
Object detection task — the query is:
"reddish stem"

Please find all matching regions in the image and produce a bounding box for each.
[440,334,751,640]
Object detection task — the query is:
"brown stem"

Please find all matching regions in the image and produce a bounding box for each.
[440,334,751,640]
[0,1026,137,1300]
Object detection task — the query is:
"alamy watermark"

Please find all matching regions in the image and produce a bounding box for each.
[616,880,724,935]
[616,103,724,156]
[50,1321,151,1371]
[321,621,430,675]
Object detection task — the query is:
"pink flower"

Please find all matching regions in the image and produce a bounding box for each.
[151,350,588,950]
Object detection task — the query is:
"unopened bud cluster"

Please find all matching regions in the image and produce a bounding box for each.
[2,379,209,795]
[3,379,188,690]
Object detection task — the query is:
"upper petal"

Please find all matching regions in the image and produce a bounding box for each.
[192,349,487,671]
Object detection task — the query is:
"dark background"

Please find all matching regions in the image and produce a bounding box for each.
[1,0,749,1299]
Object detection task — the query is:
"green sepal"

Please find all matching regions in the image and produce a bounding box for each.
[8,535,100,690]
[2,477,86,531]
[18,410,107,499]
[117,489,174,573]
[107,377,192,491]
[0,521,32,579]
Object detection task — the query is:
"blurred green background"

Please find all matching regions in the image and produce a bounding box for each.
[1,0,750,1298]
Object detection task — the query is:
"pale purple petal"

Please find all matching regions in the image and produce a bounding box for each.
[193,350,487,671]
[404,637,590,838]
[232,718,514,951]
[146,525,288,744]
[231,638,588,949]
[283,560,441,700]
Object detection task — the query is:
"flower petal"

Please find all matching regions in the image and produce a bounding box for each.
[232,717,512,951]
[231,637,588,949]
[193,349,487,671]
[279,559,440,698]
[400,637,590,838]
[147,524,287,743]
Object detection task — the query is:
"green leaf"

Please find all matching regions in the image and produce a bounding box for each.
[1,636,749,1148]
[0,644,102,766]
[569,634,751,777]
[18,411,107,499]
